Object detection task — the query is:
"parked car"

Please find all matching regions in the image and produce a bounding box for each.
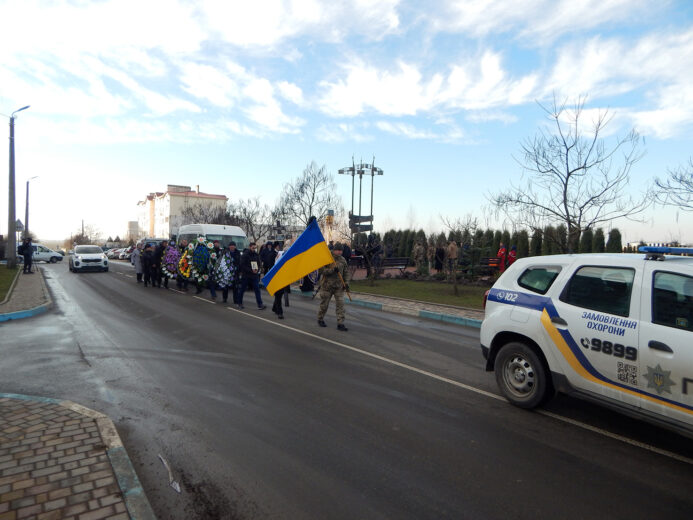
[480,246,693,436]
[16,243,63,263]
[119,246,134,260]
[69,245,109,272]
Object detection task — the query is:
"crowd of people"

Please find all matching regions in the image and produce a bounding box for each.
[128,237,351,329]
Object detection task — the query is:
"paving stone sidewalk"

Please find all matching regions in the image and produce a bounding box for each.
[0,396,154,520]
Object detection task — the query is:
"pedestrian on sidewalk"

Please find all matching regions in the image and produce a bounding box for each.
[238,242,266,310]
[19,237,34,274]
[131,243,143,283]
[317,242,350,331]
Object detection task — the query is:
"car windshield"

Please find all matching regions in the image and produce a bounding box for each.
[74,246,103,254]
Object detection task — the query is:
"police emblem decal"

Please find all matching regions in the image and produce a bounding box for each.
[643,364,676,395]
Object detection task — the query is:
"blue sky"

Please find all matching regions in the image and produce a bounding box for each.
[1,0,692,244]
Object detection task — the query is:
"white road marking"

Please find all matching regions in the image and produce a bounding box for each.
[169,289,185,294]
[125,275,133,278]
[227,306,693,466]
[193,296,216,305]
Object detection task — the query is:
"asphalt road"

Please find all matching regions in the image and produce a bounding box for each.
[1,261,692,519]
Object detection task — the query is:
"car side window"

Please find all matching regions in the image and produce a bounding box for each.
[560,266,635,317]
[652,271,693,331]
[517,266,561,294]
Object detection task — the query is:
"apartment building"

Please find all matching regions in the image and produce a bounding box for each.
[137,185,228,238]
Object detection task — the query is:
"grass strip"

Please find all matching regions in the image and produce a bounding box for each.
[350,278,489,309]
[0,267,20,303]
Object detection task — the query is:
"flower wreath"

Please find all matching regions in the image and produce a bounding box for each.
[178,249,192,279]
[191,237,215,286]
[162,246,181,279]
[212,250,236,287]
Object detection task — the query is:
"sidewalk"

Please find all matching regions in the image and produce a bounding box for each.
[0,395,155,520]
[0,268,51,322]
[1,272,156,519]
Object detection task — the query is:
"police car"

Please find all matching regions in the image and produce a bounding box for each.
[480,246,693,435]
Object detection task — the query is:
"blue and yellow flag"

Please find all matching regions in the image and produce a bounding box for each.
[261,220,334,295]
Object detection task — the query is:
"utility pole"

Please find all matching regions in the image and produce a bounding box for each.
[7,105,30,269]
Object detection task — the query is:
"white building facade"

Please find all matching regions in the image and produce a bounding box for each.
[137,185,228,238]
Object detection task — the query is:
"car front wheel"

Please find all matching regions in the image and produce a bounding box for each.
[495,342,551,409]
[50,257,58,263]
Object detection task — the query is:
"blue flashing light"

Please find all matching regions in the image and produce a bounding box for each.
[639,246,693,255]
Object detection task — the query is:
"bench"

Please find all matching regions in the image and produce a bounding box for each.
[379,257,410,275]
[480,257,501,269]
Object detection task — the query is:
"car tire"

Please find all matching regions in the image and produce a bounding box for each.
[495,342,551,409]
[103,268,109,272]
[50,257,58,263]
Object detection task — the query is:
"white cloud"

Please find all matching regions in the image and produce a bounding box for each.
[427,0,656,44]
[315,123,373,143]
[319,51,538,118]
[180,63,239,108]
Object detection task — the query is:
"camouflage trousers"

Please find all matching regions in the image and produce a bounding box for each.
[318,288,345,324]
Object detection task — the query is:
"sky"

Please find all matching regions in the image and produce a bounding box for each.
[1,0,692,245]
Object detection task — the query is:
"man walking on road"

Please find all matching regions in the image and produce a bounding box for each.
[239,242,266,310]
[317,242,350,331]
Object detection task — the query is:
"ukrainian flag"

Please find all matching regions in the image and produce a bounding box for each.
[262,220,334,295]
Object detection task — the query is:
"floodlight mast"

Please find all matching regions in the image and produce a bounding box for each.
[7,105,30,269]
[338,155,384,242]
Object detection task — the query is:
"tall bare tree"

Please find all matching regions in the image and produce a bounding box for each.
[228,197,276,244]
[279,162,340,226]
[654,159,693,211]
[179,202,239,227]
[490,96,649,253]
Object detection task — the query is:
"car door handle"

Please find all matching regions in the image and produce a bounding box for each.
[648,340,673,353]
[551,316,567,326]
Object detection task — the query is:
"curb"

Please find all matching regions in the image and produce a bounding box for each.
[0,267,53,322]
[0,392,157,520]
[297,290,483,328]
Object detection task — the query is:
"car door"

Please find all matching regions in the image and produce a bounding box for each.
[550,263,641,409]
[36,245,49,261]
[638,263,693,429]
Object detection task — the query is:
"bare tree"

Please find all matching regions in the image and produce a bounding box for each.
[228,197,276,244]
[490,96,649,253]
[179,202,239,226]
[66,224,102,246]
[654,159,693,211]
[279,162,341,226]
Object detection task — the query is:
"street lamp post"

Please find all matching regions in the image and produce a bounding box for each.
[7,105,30,269]
[25,176,38,239]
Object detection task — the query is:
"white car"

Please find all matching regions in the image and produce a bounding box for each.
[480,246,693,435]
[17,243,63,263]
[69,245,109,272]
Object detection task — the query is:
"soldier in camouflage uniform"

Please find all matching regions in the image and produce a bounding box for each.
[317,242,350,331]
[412,241,426,271]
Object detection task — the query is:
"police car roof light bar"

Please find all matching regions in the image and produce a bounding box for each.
[638,246,693,260]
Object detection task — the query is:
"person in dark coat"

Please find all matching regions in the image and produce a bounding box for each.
[153,240,168,288]
[238,242,266,310]
[19,237,34,274]
[226,241,241,304]
[142,244,155,287]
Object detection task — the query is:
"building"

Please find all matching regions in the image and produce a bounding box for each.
[137,185,228,238]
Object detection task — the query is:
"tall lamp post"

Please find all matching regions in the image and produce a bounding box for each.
[24,176,38,239]
[7,105,30,269]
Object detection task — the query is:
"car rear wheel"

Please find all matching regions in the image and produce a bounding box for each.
[495,342,550,409]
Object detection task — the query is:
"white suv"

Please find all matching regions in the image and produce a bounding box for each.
[480,247,693,435]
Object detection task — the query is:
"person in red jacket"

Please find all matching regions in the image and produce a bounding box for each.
[507,245,517,268]
[497,242,507,273]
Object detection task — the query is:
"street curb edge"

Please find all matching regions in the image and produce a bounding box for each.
[0,267,53,323]
[0,393,157,520]
[298,290,483,328]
